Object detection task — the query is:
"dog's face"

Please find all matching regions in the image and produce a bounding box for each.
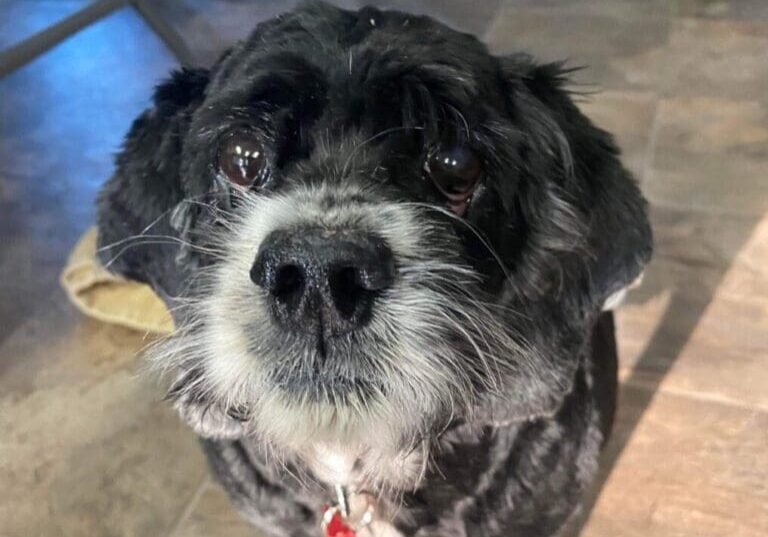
[98,3,651,462]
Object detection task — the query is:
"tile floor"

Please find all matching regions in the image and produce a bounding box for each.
[0,1,766,536]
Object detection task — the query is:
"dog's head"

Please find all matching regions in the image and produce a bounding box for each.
[98,2,650,466]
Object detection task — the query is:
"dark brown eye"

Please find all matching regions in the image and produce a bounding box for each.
[217,131,267,187]
[425,144,483,201]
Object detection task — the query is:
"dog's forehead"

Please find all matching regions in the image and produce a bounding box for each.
[206,4,503,126]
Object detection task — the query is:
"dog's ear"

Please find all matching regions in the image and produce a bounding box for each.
[474,56,652,426]
[96,68,210,288]
[500,54,652,311]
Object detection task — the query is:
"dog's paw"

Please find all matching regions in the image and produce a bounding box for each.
[174,398,249,439]
[167,369,250,439]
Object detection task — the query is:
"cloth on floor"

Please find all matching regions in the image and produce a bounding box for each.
[59,226,174,334]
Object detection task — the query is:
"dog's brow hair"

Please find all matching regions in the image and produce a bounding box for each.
[341,125,425,179]
[446,103,471,138]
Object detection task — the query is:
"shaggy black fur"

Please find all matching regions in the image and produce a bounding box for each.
[97,2,652,536]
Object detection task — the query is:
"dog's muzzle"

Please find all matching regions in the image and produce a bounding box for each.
[250,228,396,338]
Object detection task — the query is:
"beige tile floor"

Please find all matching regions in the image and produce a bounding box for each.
[0,1,766,536]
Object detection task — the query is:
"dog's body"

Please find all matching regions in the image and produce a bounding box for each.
[199,311,617,537]
[96,3,651,536]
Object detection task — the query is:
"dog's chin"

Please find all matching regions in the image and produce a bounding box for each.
[268,366,382,404]
[251,386,430,490]
[259,362,415,451]
[290,331,396,403]
[252,381,420,455]
[254,330,386,403]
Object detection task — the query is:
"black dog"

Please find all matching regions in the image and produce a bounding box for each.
[97,2,652,536]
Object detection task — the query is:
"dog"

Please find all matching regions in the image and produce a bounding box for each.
[96,2,652,536]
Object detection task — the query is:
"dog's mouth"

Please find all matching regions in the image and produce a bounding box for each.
[267,359,383,403]
[243,314,385,401]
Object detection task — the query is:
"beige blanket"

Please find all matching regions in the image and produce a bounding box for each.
[60,227,174,334]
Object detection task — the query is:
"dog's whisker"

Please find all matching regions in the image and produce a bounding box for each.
[101,239,225,271]
[98,233,191,253]
[97,193,219,254]
[401,201,515,285]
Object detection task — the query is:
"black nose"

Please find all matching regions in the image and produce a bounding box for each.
[250,229,395,336]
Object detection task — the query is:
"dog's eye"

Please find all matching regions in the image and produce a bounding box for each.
[217,131,267,187]
[425,145,482,202]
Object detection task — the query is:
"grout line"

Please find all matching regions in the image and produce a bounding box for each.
[637,11,685,188]
[647,199,768,219]
[480,1,505,43]
[639,95,663,188]
[619,374,768,414]
[648,201,768,219]
[165,475,210,537]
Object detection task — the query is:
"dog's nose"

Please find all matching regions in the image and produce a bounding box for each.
[250,229,395,335]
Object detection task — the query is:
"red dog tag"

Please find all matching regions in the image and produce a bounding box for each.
[324,508,357,537]
[321,490,376,537]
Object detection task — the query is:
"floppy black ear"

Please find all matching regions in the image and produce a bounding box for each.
[474,57,652,426]
[501,54,652,311]
[96,68,210,293]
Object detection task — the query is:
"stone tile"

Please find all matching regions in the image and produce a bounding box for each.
[644,96,768,216]
[615,209,768,410]
[498,0,674,19]
[45,405,206,537]
[617,263,768,410]
[582,385,768,537]
[715,216,768,302]
[0,210,89,343]
[0,309,208,537]
[577,90,658,181]
[0,301,144,396]
[647,205,767,286]
[667,18,768,98]
[653,96,768,160]
[0,283,60,349]
[485,5,672,91]
[171,480,256,537]
[0,263,64,345]
[0,0,89,50]
[617,18,768,99]
[677,0,768,20]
